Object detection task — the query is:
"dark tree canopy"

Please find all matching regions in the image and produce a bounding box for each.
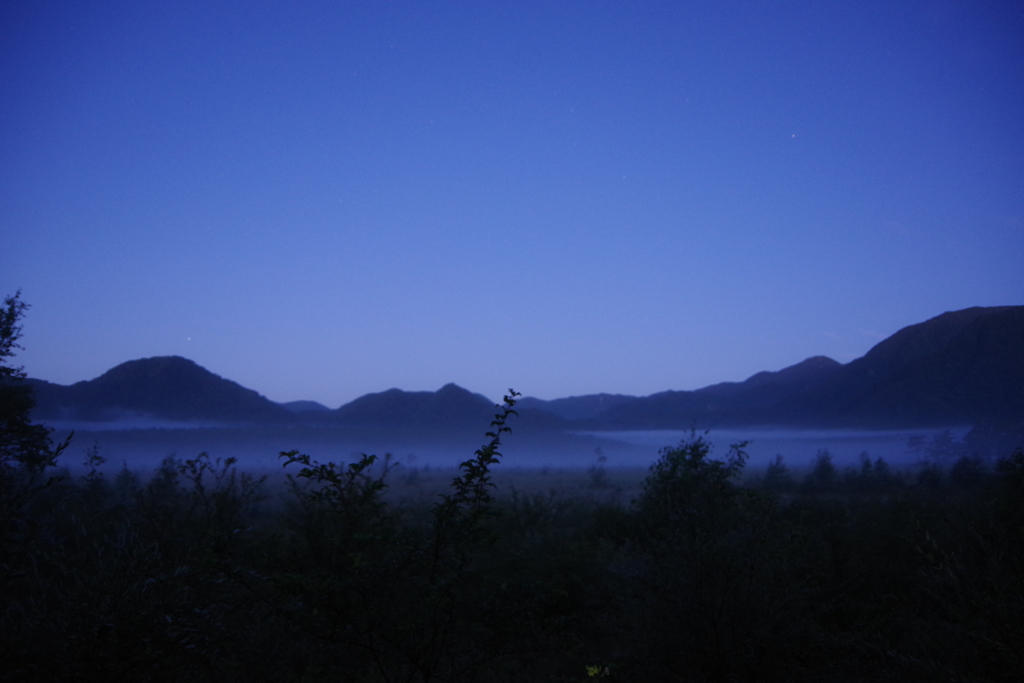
[0,292,66,498]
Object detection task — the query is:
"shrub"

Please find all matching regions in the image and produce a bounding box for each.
[949,454,986,488]
[803,449,836,492]
[763,454,794,492]
[635,431,748,535]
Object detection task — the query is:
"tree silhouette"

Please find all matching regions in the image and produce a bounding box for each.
[0,292,70,536]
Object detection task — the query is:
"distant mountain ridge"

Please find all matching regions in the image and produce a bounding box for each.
[330,383,496,431]
[280,400,331,414]
[586,355,846,429]
[585,306,1023,428]
[28,356,297,425]
[798,305,1024,426]
[517,393,638,421]
[25,305,1024,430]
[27,358,500,432]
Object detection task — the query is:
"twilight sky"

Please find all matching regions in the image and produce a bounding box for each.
[2,1,1022,408]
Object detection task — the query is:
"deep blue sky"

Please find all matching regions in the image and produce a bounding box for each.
[2,1,1022,407]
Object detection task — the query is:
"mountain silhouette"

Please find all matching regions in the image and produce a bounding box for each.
[280,400,331,413]
[583,355,845,429]
[25,305,1023,430]
[331,383,496,431]
[28,356,295,425]
[517,393,638,421]
[800,305,1024,426]
[582,306,1023,428]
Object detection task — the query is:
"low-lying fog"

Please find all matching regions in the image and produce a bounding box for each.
[581,428,973,469]
[44,422,972,479]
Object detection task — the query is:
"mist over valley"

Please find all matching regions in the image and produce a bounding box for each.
[30,305,1023,476]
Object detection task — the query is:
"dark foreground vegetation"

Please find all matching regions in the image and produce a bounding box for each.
[4,427,1024,680]
[3,295,1023,682]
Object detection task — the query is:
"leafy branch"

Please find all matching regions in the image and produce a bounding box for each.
[279,450,394,518]
[430,389,520,576]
